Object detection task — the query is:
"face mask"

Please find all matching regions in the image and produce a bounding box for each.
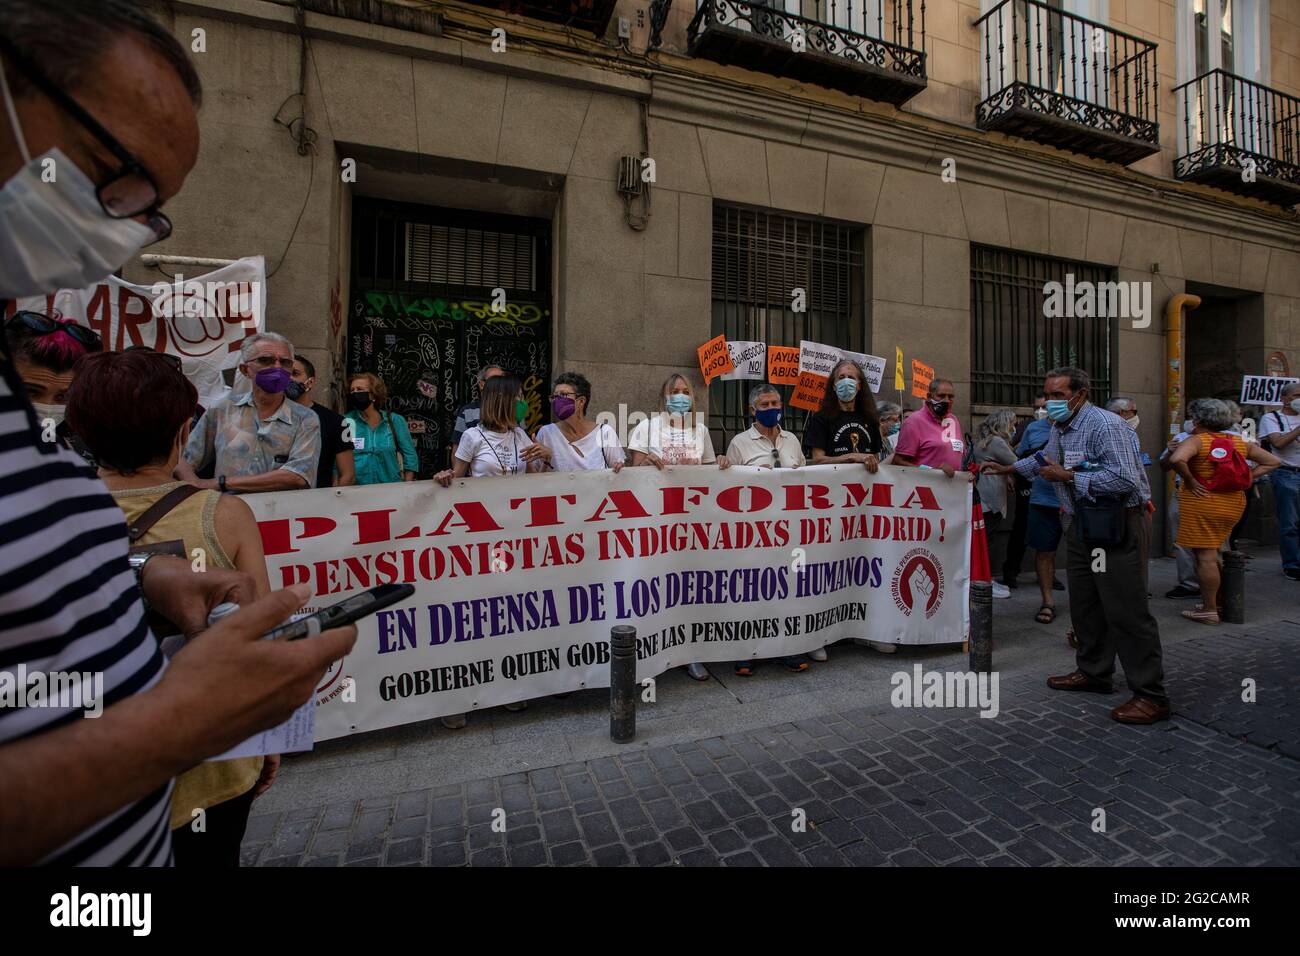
[552,396,576,420]
[666,394,692,415]
[1033,407,1048,420]
[516,398,528,423]
[254,367,291,394]
[927,399,951,419]
[32,401,65,427]
[1125,414,1140,431]
[755,407,782,428]
[1290,399,1300,414]
[348,391,372,411]
[886,423,900,437]
[834,378,858,402]
[1182,419,1194,434]
[1045,398,1074,423]
[285,380,308,401]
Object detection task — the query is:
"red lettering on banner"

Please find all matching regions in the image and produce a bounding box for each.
[783,484,833,512]
[899,486,941,511]
[841,482,894,509]
[716,485,773,514]
[117,287,155,350]
[352,508,420,545]
[585,490,652,522]
[82,285,113,346]
[509,494,577,528]
[428,502,504,536]
[659,486,712,516]
[259,515,337,556]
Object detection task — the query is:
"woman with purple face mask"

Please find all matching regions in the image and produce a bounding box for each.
[533,372,626,472]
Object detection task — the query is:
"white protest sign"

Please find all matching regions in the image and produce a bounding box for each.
[840,348,888,393]
[720,340,767,381]
[247,465,971,741]
[1240,375,1299,407]
[799,341,886,393]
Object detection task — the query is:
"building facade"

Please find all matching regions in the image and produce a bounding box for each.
[140,0,1299,541]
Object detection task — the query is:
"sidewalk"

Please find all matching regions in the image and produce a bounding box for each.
[241,544,1300,866]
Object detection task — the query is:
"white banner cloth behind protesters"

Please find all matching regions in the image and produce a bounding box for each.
[10,256,266,407]
[246,463,972,741]
[799,340,887,393]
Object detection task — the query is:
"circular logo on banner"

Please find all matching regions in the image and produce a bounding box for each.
[316,656,348,703]
[1211,446,1229,460]
[891,548,945,619]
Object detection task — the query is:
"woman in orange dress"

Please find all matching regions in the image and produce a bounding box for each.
[1169,398,1279,625]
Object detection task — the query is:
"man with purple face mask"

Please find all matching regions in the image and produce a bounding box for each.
[176,331,321,491]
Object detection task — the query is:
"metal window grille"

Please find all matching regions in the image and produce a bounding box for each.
[970,245,1117,407]
[405,222,538,291]
[709,204,865,451]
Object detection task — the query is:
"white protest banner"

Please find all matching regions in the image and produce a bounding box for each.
[840,348,887,393]
[247,464,971,741]
[719,340,767,381]
[798,339,842,378]
[7,256,266,407]
[1240,375,1299,407]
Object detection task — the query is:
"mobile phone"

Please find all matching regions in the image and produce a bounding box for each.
[263,584,416,641]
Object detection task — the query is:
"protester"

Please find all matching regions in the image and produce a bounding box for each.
[725,384,809,675]
[877,400,902,457]
[892,377,972,483]
[1259,380,1300,581]
[973,409,1018,600]
[628,372,731,473]
[290,356,355,488]
[1015,400,1066,623]
[1002,396,1048,588]
[177,332,321,491]
[67,348,279,865]
[1105,395,1154,595]
[449,364,504,464]
[1158,417,1202,598]
[434,373,548,725]
[1168,398,1279,624]
[345,371,417,485]
[3,309,101,465]
[0,0,355,866]
[534,371,624,471]
[986,367,1168,724]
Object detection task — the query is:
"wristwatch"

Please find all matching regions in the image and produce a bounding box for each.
[218,475,228,493]
[128,551,156,609]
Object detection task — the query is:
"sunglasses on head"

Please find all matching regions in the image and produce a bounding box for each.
[6,311,101,349]
[124,344,183,372]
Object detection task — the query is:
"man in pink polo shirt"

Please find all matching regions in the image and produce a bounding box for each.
[892,377,972,481]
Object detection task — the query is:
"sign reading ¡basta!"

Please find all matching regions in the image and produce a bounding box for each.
[1240,375,1299,407]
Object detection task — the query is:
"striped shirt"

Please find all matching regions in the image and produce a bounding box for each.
[0,353,173,866]
[1013,402,1150,514]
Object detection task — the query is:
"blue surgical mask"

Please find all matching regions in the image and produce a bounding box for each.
[666,394,692,415]
[834,378,858,402]
[755,407,782,428]
[886,423,900,437]
[1045,399,1073,423]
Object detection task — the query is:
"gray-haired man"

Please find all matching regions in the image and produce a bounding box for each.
[725,383,805,468]
[178,331,321,491]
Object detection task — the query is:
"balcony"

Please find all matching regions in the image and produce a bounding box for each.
[456,0,617,36]
[975,0,1159,165]
[1175,71,1300,208]
[686,0,927,106]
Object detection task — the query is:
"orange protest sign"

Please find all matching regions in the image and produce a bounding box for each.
[767,346,800,386]
[698,334,734,385]
[789,371,828,412]
[911,359,934,399]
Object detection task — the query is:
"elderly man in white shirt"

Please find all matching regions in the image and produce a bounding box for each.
[726,383,806,469]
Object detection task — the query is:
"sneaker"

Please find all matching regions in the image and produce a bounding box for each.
[1165,585,1201,598]
[1285,568,1300,581]
[807,647,828,662]
[865,641,897,654]
[990,582,1011,599]
[504,700,528,712]
[440,713,467,730]
[685,662,710,681]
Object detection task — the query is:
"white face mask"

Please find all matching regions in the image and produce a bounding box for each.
[1033,407,1048,420]
[1290,399,1300,414]
[31,401,65,428]
[0,65,154,298]
[1183,419,1194,434]
[1126,414,1140,431]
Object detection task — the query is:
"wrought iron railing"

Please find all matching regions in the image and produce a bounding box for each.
[1175,69,1300,197]
[688,0,927,81]
[975,0,1158,156]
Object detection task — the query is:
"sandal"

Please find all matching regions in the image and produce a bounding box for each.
[782,657,810,673]
[733,663,756,677]
[1181,607,1220,625]
[1035,604,1056,624]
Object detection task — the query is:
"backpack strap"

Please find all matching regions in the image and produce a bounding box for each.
[127,484,205,543]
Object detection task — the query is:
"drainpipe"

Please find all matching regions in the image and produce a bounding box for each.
[1165,293,1201,547]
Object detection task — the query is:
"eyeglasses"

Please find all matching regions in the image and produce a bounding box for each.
[0,37,172,245]
[6,311,101,349]
[248,354,295,369]
[771,448,781,469]
[124,344,183,372]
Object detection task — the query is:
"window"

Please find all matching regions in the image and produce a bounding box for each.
[709,205,865,451]
[970,246,1117,408]
[1176,0,1272,161]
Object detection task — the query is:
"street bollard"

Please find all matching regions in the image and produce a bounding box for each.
[969,581,993,674]
[1220,551,1249,624]
[609,625,637,743]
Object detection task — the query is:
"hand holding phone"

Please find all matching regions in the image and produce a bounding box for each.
[262,584,416,641]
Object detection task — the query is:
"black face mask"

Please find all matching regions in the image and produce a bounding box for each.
[285,381,308,401]
[927,399,952,419]
[348,391,372,411]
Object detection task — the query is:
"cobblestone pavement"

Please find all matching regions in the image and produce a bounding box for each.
[242,625,1300,867]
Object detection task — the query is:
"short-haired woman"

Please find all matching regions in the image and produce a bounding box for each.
[973,409,1019,600]
[346,372,418,484]
[66,348,277,866]
[628,372,731,471]
[1169,397,1279,624]
[4,310,102,465]
[877,400,902,458]
[535,371,625,471]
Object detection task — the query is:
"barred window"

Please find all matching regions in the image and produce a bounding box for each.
[970,245,1117,407]
[709,204,865,451]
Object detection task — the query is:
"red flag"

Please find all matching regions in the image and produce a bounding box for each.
[970,500,991,584]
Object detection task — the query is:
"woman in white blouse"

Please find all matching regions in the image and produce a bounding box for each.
[535,372,625,472]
